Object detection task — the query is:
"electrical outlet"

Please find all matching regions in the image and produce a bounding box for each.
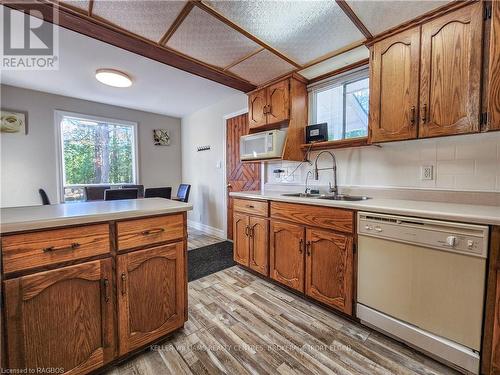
[421,165,434,180]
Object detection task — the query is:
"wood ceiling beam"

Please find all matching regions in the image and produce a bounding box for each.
[5,1,256,92]
[335,0,373,39]
[223,47,264,71]
[300,39,366,70]
[194,1,302,69]
[159,1,195,45]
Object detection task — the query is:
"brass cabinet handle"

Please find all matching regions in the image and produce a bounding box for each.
[43,242,80,252]
[245,225,250,237]
[306,241,311,256]
[246,204,255,209]
[299,238,303,254]
[103,278,110,303]
[410,106,416,126]
[121,273,127,296]
[421,104,427,124]
[141,228,165,236]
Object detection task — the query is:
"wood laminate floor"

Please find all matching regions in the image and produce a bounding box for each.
[106,267,459,375]
[188,226,225,250]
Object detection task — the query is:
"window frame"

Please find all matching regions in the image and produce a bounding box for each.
[54,110,139,203]
[308,66,369,142]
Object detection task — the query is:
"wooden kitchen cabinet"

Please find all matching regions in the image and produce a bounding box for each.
[419,2,483,138]
[248,88,267,128]
[487,0,500,132]
[269,220,305,292]
[491,270,500,373]
[266,79,290,125]
[117,242,185,356]
[4,259,115,374]
[369,26,420,143]
[249,216,269,276]
[233,212,250,266]
[305,228,353,315]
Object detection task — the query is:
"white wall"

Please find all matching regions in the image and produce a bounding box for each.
[266,131,500,192]
[1,84,182,207]
[181,93,247,234]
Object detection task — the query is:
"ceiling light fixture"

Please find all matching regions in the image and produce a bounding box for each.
[95,68,132,88]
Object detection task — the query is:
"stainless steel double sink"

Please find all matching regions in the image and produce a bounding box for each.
[280,193,370,201]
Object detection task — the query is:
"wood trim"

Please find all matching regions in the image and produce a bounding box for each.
[307,58,369,84]
[7,1,256,92]
[158,1,195,45]
[300,40,366,70]
[194,1,302,69]
[246,72,307,95]
[365,0,476,46]
[223,47,265,71]
[300,137,370,151]
[335,0,373,39]
[88,0,94,17]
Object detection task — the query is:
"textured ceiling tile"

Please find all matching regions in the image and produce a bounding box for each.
[92,0,187,42]
[299,46,369,80]
[62,0,90,12]
[206,0,364,66]
[346,0,451,35]
[166,6,261,68]
[229,49,295,85]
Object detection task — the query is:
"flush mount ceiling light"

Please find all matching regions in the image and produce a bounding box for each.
[95,69,132,88]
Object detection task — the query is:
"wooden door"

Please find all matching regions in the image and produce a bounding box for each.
[488,0,500,131]
[226,113,261,240]
[419,2,483,138]
[249,216,269,276]
[305,229,353,314]
[267,79,290,125]
[269,220,305,292]
[117,242,185,356]
[4,259,114,374]
[248,88,267,128]
[233,212,250,266]
[370,26,420,143]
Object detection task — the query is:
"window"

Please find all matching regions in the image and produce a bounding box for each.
[56,111,138,202]
[310,68,369,141]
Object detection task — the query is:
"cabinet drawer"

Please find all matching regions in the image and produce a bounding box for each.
[233,198,268,216]
[117,214,184,251]
[270,202,354,234]
[1,224,110,275]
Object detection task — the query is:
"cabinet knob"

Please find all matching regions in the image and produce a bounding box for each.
[422,104,428,124]
[299,238,303,254]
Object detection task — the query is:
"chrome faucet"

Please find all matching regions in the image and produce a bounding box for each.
[304,171,313,194]
[313,151,338,195]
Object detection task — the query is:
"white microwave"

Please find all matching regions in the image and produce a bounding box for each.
[240,129,287,161]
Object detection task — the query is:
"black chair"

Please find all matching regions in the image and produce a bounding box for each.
[38,189,50,205]
[121,184,144,198]
[174,184,191,203]
[85,185,111,201]
[104,188,138,201]
[144,187,172,199]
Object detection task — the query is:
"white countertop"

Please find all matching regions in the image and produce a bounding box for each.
[230,191,500,226]
[0,198,193,233]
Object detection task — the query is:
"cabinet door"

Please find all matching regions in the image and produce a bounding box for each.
[492,271,500,372]
[369,26,420,143]
[419,2,483,138]
[305,229,353,315]
[267,79,290,125]
[4,259,114,374]
[117,242,185,356]
[249,216,269,276]
[248,88,267,129]
[233,212,250,266]
[269,220,304,292]
[488,0,500,131]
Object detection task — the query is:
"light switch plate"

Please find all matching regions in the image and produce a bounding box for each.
[421,165,434,180]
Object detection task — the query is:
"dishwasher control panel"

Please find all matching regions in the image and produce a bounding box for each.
[358,212,489,258]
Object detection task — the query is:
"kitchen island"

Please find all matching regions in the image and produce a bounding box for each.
[0,198,192,374]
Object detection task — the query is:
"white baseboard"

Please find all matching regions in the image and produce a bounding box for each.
[188,220,225,239]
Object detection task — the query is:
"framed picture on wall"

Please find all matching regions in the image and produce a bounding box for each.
[1,109,28,134]
[153,129,170,146]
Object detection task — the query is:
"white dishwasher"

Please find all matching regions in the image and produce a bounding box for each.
[357,212,488,374]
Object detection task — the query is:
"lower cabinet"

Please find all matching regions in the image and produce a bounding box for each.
[4,259,115,374]
[233,212,250,266]
[492,271,500,373]
[269,220,305,292]
[305,228,354,315]
[233,212,269,275]
[117,242,185,356]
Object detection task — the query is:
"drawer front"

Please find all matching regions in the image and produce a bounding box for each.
[117,214,184,251]
[1,224,110,275]
[233,198,268,216]
[270,202,354,234]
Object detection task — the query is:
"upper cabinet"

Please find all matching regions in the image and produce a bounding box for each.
[370,26,420,143]
[248,89,267,129]
[369,2,484,143]
[488,0,500,131]
[419,3,483,138]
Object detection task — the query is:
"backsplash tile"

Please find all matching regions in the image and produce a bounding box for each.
[265,132,500,192]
